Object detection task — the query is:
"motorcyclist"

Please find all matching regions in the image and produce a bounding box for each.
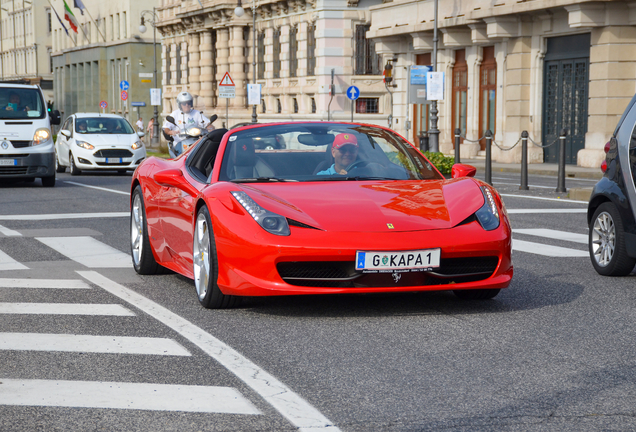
[162,92,214,149]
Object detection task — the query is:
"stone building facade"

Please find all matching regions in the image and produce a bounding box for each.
[368,0,636,167]
[156,0,388,129]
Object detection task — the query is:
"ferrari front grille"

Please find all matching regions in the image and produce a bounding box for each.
[277,256,499,288]
[94,149,133,158]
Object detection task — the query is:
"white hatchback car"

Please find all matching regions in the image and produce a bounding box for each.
[55,113,146,175]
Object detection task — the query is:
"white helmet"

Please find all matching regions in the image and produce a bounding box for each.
[176,92,194,110]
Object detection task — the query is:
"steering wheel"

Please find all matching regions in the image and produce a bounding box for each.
[345,160,369,172]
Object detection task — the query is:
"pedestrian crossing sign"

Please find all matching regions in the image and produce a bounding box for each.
[219,72,235,86]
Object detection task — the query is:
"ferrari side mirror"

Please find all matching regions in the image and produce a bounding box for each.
[153,169,199,197]
[451,163,477,179]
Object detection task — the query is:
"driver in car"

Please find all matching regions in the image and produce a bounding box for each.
[317,133,359,175]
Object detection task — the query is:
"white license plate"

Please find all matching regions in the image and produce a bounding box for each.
[105,158,122,163]
[0,159,16,166]
[356,248,441,271]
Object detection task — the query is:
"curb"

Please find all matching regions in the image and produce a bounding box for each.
[568,187,593,202]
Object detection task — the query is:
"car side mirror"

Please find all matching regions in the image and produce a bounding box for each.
[60,129,71,138]
[137,131,145,138]
[50,110,61,125]
[451,163,477,179]
[153,169,199,196]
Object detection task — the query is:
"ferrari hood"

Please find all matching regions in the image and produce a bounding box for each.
[241,179,485,232]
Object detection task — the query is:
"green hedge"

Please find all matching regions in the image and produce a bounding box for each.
[423,151,454,175]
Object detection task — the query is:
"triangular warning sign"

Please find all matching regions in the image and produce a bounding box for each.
[219,72,235,86]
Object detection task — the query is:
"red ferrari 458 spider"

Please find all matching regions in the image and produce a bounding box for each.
[130,122,513,308]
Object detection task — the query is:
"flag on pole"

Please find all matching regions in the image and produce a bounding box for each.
[51,4,70,35]
[73,0,86,15]
[63,0,79,33]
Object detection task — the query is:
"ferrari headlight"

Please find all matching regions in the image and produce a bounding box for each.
[475,186,500,231]
[76,141,95,150]
[231,191,290,236]
[32,128,51,145]
[131,141,144,150]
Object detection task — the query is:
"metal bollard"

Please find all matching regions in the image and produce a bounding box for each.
[520,130,529,190]
[556,128,567,193]
[454,128,461,164]
[485,129,493,185]
[418,131,429,153]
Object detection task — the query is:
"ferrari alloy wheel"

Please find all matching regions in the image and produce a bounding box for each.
[193,206,240,309]
[589,202,635,276]
[69,153,81,176]
[131,186,164,274]
[453,289,501,300]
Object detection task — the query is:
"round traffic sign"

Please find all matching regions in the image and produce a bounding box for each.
[121,90,128,101]
[346,86,360,100]
[120,80,130,91]
[99,100,108,109]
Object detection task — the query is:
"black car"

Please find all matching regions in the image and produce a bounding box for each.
[588,94,636,275]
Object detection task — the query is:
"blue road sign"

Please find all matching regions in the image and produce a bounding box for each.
[346,86,360,101]
[120,80,130,91]
[131,102,146,107]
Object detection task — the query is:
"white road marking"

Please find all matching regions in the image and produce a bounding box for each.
[0,379,260,414]
[0,212,128,221]
[512,239,589,257]
[507,208,587,214]
[64,181,130,196]
[0,333,191,356]
[513,228,588,244]
[500,193,588,204]
[0,303,135,316]
[79,271,341,432]
[0,279,90,289]
[495,181,555,189]
[0,250,28,271]
[36,236,131,268]
[0,224,21,236]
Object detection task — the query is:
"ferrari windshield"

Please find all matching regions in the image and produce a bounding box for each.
[75,117,135,134]
[0,87,46,120]
[219,123,443,182]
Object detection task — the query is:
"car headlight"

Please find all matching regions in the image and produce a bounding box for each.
[475,186,500,231]
[231,191,290,236]
[32,128,51,145]
[76,141,95,150]
[131,141,143,150]
[187,127,202,137]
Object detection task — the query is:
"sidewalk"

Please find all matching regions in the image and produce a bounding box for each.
[457,157,603,201]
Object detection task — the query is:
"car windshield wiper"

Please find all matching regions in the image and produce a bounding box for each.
[231,177,298,183]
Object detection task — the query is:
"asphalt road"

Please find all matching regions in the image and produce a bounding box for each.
[1,170,636,431]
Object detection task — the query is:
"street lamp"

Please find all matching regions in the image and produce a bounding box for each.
[139,8,159,145]
[234,0,258,123]
[428,0,440,152]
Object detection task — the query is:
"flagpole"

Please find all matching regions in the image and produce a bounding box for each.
[47,0,76,47]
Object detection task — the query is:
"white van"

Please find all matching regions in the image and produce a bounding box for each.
[0,83,61,186]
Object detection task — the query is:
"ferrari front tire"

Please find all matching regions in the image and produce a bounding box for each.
[453,289,501,300]
[131,186,164,275]
[193,206,240,309]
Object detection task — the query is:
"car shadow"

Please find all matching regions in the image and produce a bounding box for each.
[238,267,585,318]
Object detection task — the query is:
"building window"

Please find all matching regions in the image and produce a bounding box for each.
[452,49,468,142]
[115,13,120,39]
[165,45,172,84]
[479,46,496,150]
[293,98,298,113]
[289,26,298,78]
[176,44,182,84]
[110,15,114,41]
[307,23,316,76]
[257,31,265,79]
[356,98,379,113]
[311,97,316,113]
[122,12,127,38]
[355,25,381,75]
[261,99,266,113]
[273,28,281,79]
[47,8,52,33]
[277,98,282,113]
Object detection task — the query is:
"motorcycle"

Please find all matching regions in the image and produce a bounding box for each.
[164,114,218,158]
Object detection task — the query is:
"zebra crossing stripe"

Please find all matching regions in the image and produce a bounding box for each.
[507,208,587,214]
[0,224,21,236]
[0,333,191,356]
[512,239,589,257]
[0,212,129,221]
[0,303,135,316]
[0,379,260,414]
[36,236,131,268]
[513,228,588,244]
[0,250,28,271]
[0,279,90,289]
